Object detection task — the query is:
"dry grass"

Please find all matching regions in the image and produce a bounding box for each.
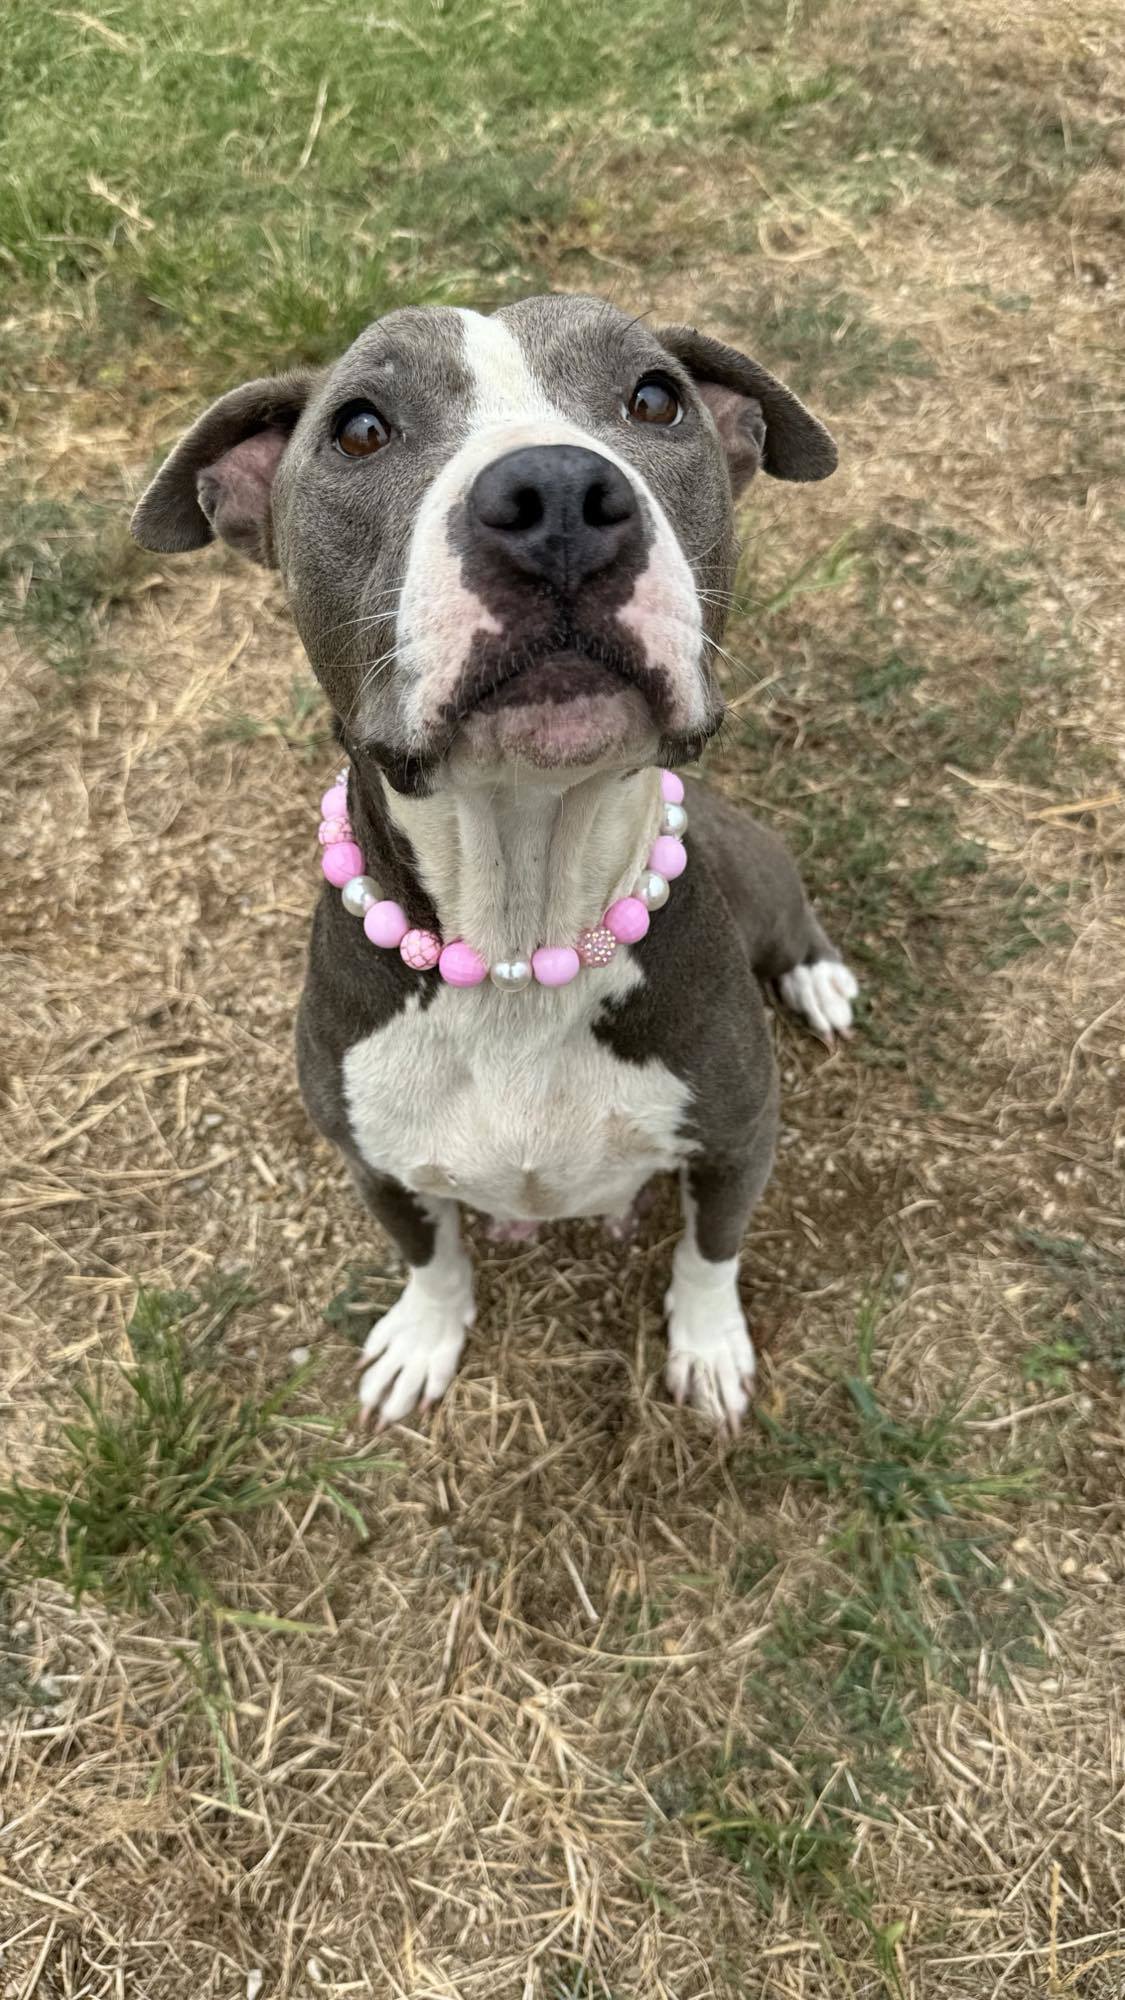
[2,0,1124,1994]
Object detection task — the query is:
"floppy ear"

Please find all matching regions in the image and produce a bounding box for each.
[130,370,319,564]
[656,325,837,492]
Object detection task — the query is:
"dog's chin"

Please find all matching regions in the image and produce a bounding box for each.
[453,658,658,770]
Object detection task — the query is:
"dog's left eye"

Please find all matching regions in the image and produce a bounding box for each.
[626,375,683,427]
[334,404,392,456]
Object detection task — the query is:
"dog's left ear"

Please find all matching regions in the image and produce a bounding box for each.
[656,324,837,493]
[130,370,319,563]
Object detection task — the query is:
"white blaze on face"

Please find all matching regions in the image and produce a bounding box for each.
[393,308,707,750]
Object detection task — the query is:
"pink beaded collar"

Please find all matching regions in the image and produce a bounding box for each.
[317,768,688,991]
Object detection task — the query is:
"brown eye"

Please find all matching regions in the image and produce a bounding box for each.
[627,375,683,426]
[334,404,392,456]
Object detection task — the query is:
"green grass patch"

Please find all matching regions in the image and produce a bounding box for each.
[322,1262,399,1344]
[728,520,1109,1064]
[857,526,1096,783]
[549,1965,618,2000]
[712,283,933,404]
[0,1592,62,1719]
[664,1299,1045,1990]
[212,672,333,760]
[0,482,151,682]
[1,0,783,384]
[0,1275,391,1796]
[730,30,1118,223]
[1018,1227,1125,1389]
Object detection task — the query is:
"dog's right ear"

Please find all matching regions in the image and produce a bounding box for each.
[130,371,318,564]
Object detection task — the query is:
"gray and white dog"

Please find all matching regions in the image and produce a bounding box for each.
[132,294,858,1433]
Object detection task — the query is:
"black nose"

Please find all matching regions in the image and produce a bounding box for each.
[466,445,641,595]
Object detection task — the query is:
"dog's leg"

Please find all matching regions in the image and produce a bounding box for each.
[686,786,860,1043]
[665,1117,776,1433]
[347,1165,475,1427]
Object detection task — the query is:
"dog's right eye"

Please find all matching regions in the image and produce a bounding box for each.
[334,404,392,457]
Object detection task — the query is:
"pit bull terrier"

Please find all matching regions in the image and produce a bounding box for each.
[131,294,858,1433]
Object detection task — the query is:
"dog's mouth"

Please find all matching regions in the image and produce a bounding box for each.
[452,630,671,724]
[441,632,670,772]
[471,652,633,713]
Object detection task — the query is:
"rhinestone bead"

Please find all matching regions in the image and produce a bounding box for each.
[634,869,670,910]
[341,874,378,916]
[490,958,533,991]
[576,925,617,968]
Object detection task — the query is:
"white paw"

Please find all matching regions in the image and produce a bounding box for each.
[664,1265,757,1432]
[357,1280,474,1427]
[779,958,859,1043]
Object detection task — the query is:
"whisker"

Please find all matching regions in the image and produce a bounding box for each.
[341,644,403,726]
[320,591,405,640]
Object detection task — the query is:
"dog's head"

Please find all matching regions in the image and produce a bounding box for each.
[132,295,835,792]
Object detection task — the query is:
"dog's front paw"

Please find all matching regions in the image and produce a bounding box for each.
[664,1271,757,1433]
[357,1280,474,1427]
[779,958,859,1045]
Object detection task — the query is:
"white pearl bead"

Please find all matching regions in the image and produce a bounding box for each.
[490,958,533,990]
[660,802,688,837]
[635,869,670,910]
[341,874,378,916]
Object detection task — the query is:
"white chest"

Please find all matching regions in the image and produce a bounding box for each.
[341,965,694,1223]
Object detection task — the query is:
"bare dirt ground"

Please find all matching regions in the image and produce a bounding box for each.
[2,1,1124,1995]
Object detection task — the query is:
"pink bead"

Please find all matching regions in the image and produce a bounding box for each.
[532,945,581,987]
[439,939,488,987]
[660,769,685,804]
[363,900,410,949]
[322,841,365,887]
[320,783,348,819]
[318,814,353,845]
[604,896,650,944]
[400,928,442,972]
[649,835,687,880]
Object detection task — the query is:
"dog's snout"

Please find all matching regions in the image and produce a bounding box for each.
[467,445,641,593]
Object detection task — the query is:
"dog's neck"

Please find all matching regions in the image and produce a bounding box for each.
[351,758,662,961]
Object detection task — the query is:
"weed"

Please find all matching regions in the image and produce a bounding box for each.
[1018,1227,1125,1387]
[0,1592,62,1718]
[678,1299,1040,1988]
[0,1277,391,1795]
[212,674,332,759]
[731,1544,778,1596]
[725,66,847,142]
[322,1263,401,1344]
[0,486,150,681]
[728,511,1111,1057]
[747,532,861,621]
[549,1965,617,2000]
[718,283,933,403]
[984,880,1073,967]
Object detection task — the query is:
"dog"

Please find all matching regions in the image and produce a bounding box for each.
[131,294,858,1433]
